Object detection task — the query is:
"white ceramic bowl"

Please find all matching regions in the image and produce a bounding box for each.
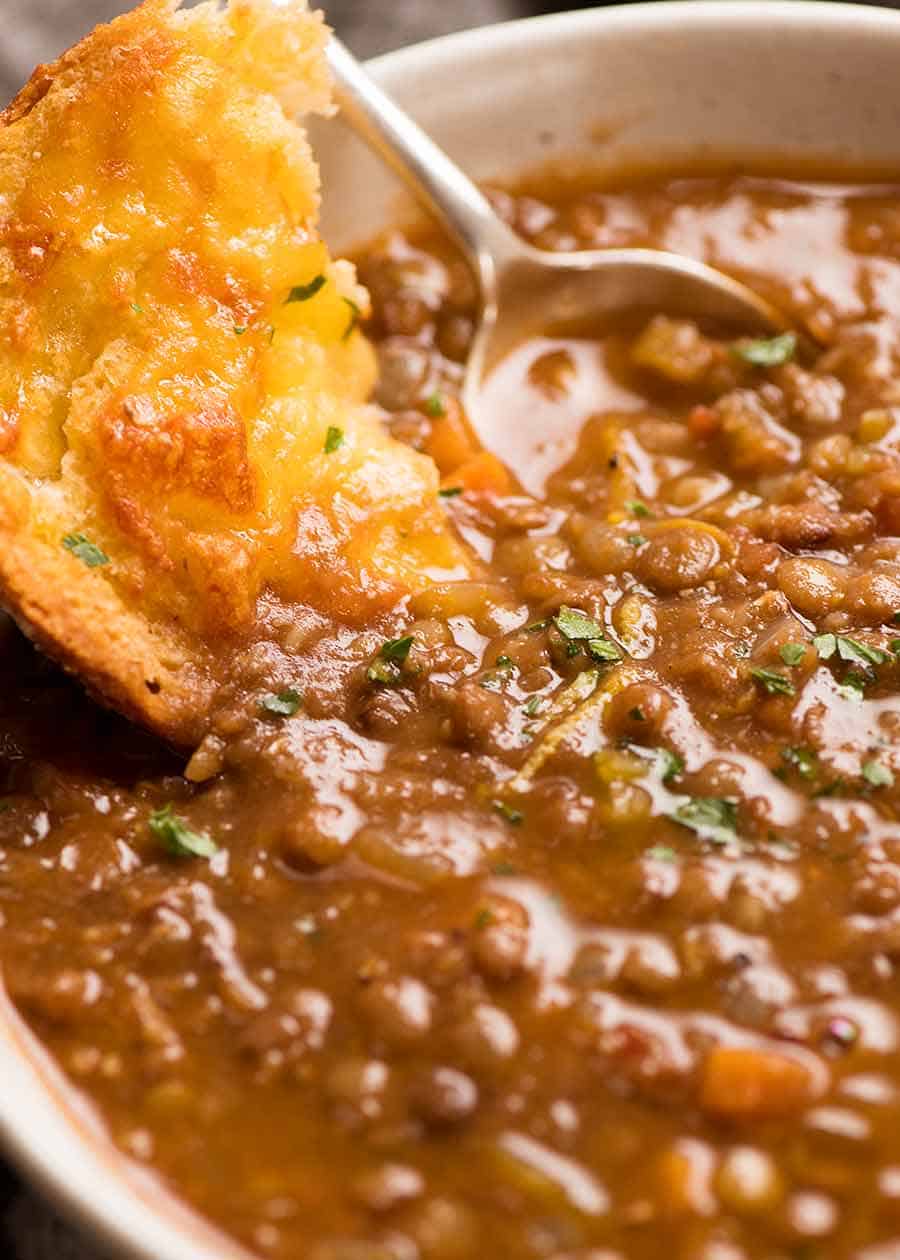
[5,4,900,1258]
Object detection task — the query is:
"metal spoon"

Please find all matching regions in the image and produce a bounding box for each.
[326,37,793,416]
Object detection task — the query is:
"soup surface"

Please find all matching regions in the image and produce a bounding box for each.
[5,172,900,1260]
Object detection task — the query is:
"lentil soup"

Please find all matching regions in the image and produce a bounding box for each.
[6,171,900,1260]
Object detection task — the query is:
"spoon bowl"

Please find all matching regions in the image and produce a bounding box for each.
[326,35,795,425]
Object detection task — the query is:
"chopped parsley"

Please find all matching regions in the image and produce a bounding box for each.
[424,392,447,417]
[731,330,797,367]
[523,695,543,717]
[554,607,604,640]
[891,638,900,655]
[840,671,869,699]
[324,426,345,454]
[259,688,302,717]
[670,796,738,845]
[474,907,494,929]
[629,706,646,722]
[493,800,524,826]
[813,633,890,666]
[380,635,414,663]
[342,297,361,340]
[627,743,684,784]
[553,606,622,663]
[495,655,515,670]
[646,845,677,863]
[780,642,806,666]
[439,486,462,498]
[627,533,647,548]
[233,325,247,336]
[149,804,218,859]
[286,274,327,303]
[525,618,551,634]
[367,635,414,686]
[750,666,795,697]
[588,638,623,663]
[130,302,144,315]
[656,747,685,783]
[781,745,817,780]
[624,499,652,518]
[862,758,894,789]
[62,533,110,568]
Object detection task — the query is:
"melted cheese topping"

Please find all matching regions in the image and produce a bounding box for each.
[0,0,469,738]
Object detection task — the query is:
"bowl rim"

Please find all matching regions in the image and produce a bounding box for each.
[4,3,900,1259]
[363,0,900,78]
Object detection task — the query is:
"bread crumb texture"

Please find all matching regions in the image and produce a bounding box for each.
[0,0,466,742]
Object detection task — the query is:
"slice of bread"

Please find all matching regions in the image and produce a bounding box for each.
[0,0,467,744]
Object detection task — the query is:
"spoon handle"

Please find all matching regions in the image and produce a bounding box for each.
[325,37,520,290]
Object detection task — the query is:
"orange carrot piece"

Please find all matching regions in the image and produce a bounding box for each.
[453,451,511,496]
[426,402,479,474]
[699,1045,822,1118]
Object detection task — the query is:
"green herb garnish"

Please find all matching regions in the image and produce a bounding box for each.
[629,706,646,722]
[670,796,738,845]
[380,635,414,663]
[286,274,327,303]
[731,331,797,367]
[62,533,110,568]
[366,635,415,686]
[554,606,622,663]
[149,804,218,859]
[780,642,806,666]
[624,499,652,518]
[424,392,447,417]
[260,688,302,717]
[439,486,462,498]
[862,758,894,788]
[751,667,795,696]
[523,695,543,717]
[781,745,817,780]
[814,633,890,666]
[233,325,247,336]
[555,607,605,640]
[657,748,685,783]
[841,671,869,698]
[342,297,361,340]
[130,302,144,315]
[324,425,345,454]
[626,533,647,548]
[627,743,683,784]
[646,845,677,863]
[493,800,524,826]
[588,638,623,663]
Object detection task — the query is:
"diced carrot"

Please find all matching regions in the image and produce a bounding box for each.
[687,404,720,441]
[453,451,511,496]
[699,1045,822,1118]
[426,401,479,474]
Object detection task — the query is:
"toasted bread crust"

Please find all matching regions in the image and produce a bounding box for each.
[0,0,469,744]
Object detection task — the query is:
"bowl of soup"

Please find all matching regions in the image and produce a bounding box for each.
[5,4,900,1260]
